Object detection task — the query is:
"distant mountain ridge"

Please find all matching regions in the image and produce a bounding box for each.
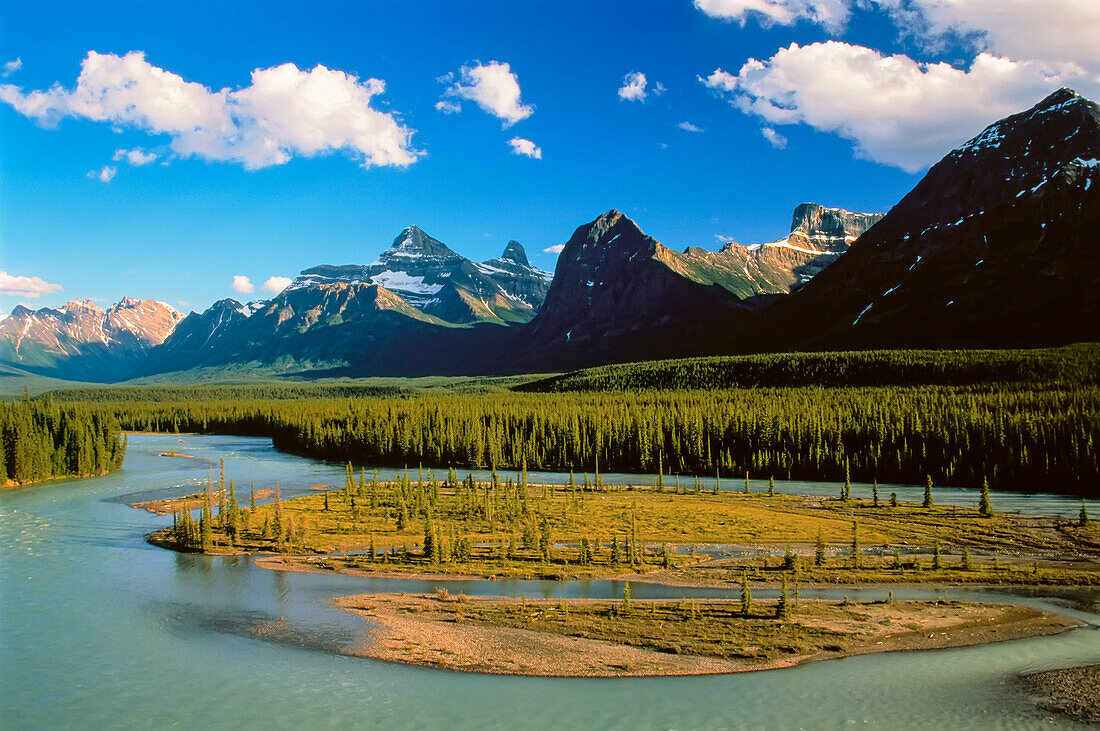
[677,203,882,298]
[0,297,182,381]
[1,88,1096,383]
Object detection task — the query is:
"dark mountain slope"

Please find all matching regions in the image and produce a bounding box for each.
[748,88,1100,351]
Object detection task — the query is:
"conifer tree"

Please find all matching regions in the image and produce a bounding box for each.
[1081,500,1090,526]
[768,475,775,497]
[814,529,826,567]
[776,574,791,619]
[923,475,934,508]
[843,458,851,501]
[579,536,592,566]
[890,492,899,507]
[611,534,622,566]
[960,546,972,570]
[744,471,750,494]
[740,569,752,616]
[979,477,993,517]
[932,540,942,570]
[850,521,860,569]
[783,542,798,572]
[872,480,879,507]
[226,478,240,544]
[250,481,256,511]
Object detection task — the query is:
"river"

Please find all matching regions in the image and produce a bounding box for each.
[1,434,1097,729]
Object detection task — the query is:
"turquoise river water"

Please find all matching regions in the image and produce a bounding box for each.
[1,434,1098,729]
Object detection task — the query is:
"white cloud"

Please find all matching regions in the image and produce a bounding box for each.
[703,42,1089,171]
[1,58,21,77]
[714,234,737,244]
[693,0,851,32]
[262,276,292,293]
[232,275,255,293]
[434,99,462,114]
[618,71,654,102]
[0,51,421,170]
[696,0,1100,77]
[87,165,116,183]
[760,126,787,148]
[543,244,565,254]
[113,147,157,166]
[507,137,542,159]
[678,121,704,132]
[440,61,533,127]
[878,0,1100,72]
[0,271,63,298]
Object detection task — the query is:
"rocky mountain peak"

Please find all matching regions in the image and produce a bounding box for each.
[789,203,883,246]
[63,299,105,316]
[386,226,461,261]
[500,240,530,267]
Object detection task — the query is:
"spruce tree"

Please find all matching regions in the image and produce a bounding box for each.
[872,480,879,507]
[960,546,972,570]
[932,540,942,570]
[782,542,798,572]
[890,492,899,508]
[776,574,791,619]
[1079,500,1089,526]
[850,521,860,569]
[739,569,752,616]
[923,475,934,508]
[979,477,993,517]
[744,471,750,494]
[768,475,775,497]
[814,529,826,567]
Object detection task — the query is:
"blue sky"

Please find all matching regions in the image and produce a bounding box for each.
[1,0,1097,314]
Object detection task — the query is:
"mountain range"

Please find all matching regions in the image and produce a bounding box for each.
[2,88,1097,383]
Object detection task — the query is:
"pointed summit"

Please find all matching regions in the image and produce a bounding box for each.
[386,226,460,260]
[500,240,530,267]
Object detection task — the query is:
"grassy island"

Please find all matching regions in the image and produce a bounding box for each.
[137,463,1099,587]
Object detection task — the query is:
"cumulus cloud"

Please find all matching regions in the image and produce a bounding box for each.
[87,165,116,183]
[760,126,787,148]
[262,276,292,293]
[232,275,255,293]
[507,137,542,159]
[618,71,664,102]
[0,51,421,170]
[878,0,1100,72]
[543,244,565,254]
[703,42,1088,171]
[696,0,1100,77]
[693,0,851,32]
[113,147,157,166]
[440,61,533,126]
[1,58,21,77]
[434,99,462,114]
[0,271,63,298]
[678,121,704,132]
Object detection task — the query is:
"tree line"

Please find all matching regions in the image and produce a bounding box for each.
[0,397,127,485]
[59,379,1100,496]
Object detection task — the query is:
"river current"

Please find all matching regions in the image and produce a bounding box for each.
[2,434,1097,729]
